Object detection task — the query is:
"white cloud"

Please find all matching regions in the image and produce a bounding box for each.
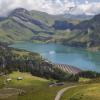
[77,2,100,15]
[0,0,100,16]
[85,0,89,4]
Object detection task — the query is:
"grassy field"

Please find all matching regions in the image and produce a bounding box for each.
[61,82,100,100]
[0,72,100,100]
[0,72,75,100]
[79,78,92,83]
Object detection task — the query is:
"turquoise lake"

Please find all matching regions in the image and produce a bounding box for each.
[10,42,100,72]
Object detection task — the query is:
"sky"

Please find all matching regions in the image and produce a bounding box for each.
[0,0,100,16]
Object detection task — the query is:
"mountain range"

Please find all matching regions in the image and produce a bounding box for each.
[0,8,100,51]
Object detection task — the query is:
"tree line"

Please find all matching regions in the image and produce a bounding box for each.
[78,70,100,79]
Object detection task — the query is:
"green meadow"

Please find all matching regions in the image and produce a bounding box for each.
[61,79,100,100]
[0,72,100,100]
[0,72,75,100]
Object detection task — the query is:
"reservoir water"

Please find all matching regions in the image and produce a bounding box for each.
[10,42,100,72]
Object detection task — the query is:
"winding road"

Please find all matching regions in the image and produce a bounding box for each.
[55,85,77,100]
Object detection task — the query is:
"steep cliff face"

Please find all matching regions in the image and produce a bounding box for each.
[73,14,100,48]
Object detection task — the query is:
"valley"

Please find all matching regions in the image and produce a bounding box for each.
[0,6,100,100]
[0,8,100,51]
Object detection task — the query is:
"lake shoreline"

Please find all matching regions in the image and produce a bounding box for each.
[9,42,100,72]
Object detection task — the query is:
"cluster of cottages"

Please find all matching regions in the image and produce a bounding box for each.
[6,77,23,82]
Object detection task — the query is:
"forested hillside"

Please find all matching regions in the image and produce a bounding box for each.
[0,43,79,82]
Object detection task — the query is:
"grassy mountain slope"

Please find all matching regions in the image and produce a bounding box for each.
[0,8,87,43]
[54,14,100,51]
[0,19,34,43]
[54,14,100,50]
[0,8,55,43]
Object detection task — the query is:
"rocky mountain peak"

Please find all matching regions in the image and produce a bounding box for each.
[9,8,30,17]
